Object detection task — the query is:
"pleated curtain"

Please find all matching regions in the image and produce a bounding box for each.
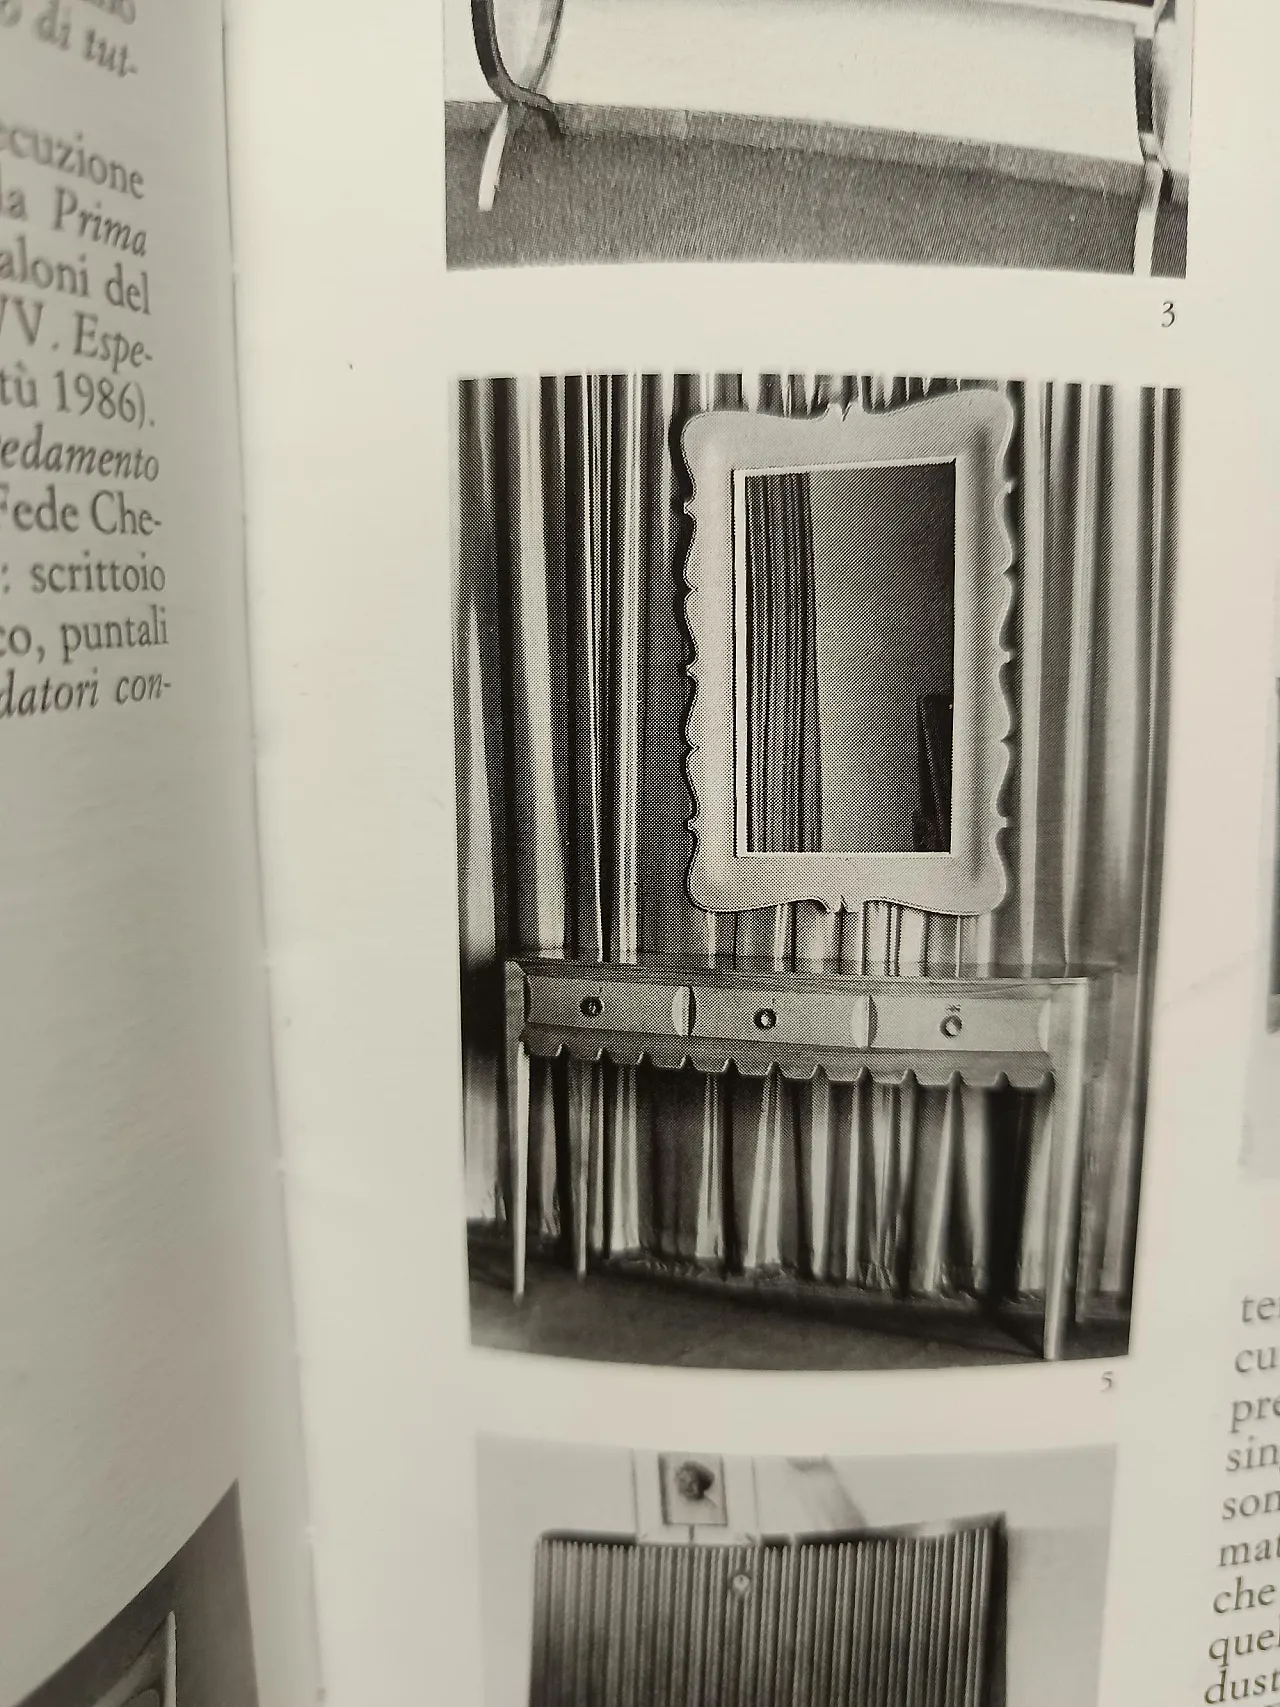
[745,470,823,855]
[455,374,1176,1312]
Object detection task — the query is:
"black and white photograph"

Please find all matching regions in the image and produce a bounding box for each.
[478,1436,1115,1707]
[444,0,1193,275]
[17,1487,259,1707]
[1241,673,1280,1173]
[455,373,1178,1372]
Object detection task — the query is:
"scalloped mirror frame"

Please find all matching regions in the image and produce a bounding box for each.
[681,391,1015,918]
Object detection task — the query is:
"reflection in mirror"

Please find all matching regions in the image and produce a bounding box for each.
[738,462,956,858]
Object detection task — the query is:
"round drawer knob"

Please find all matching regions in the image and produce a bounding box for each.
[940,1009,963,1039]
[580,995,603,1019]
[754,1007,777,1031]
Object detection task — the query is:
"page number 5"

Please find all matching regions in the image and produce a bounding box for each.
[1161,301,1176,328]
[1101,1369,1115,1392]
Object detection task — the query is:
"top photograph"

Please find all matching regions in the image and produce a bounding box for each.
[444,0,1192,275]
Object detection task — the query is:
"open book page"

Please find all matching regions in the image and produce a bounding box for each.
[0,6,316,1705]
[223,8,471,1700]
[233,6,1280,1707]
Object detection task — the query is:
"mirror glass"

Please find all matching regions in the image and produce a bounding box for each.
[737,461,956,857]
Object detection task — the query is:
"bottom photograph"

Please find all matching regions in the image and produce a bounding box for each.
[478,1436,1114,1707]
[18,1484,258,1707]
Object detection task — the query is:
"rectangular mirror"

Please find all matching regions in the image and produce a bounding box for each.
[684,393,1013,918]
[738,462,956,858]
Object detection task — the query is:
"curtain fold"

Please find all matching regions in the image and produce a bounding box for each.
[745,471,822,855]
[455,375,1176,1314]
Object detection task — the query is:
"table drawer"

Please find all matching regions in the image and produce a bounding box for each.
[526,974,692,1038]
[690,987,873,1050]
[688,986,1048,1054]
[869,991,1047,1054]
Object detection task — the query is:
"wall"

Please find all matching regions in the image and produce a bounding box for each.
[447,0,1195,179]
[477,1438,1114,1707]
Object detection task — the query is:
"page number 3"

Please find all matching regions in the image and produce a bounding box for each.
[1161,301,1176,328]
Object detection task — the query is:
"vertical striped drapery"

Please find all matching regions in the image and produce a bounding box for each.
[744,470,822,855]
[455,375,1176,1313]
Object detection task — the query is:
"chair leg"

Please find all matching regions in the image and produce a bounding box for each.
[478,102,512,213]
[1133,158,1165,278]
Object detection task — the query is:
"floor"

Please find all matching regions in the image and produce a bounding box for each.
[445,120,1188,276]
[468,1237,1129,1371]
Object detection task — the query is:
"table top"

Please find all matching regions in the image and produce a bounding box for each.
[512,952,1093,995]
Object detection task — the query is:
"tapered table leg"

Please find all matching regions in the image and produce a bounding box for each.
[506,963,530,1300]
[570,1064,599,1279]
[1043,986,1088,1360]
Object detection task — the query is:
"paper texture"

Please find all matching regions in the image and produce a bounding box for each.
[0,7,314,1704]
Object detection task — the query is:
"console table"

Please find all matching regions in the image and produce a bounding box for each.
[504,956,1091,1360]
